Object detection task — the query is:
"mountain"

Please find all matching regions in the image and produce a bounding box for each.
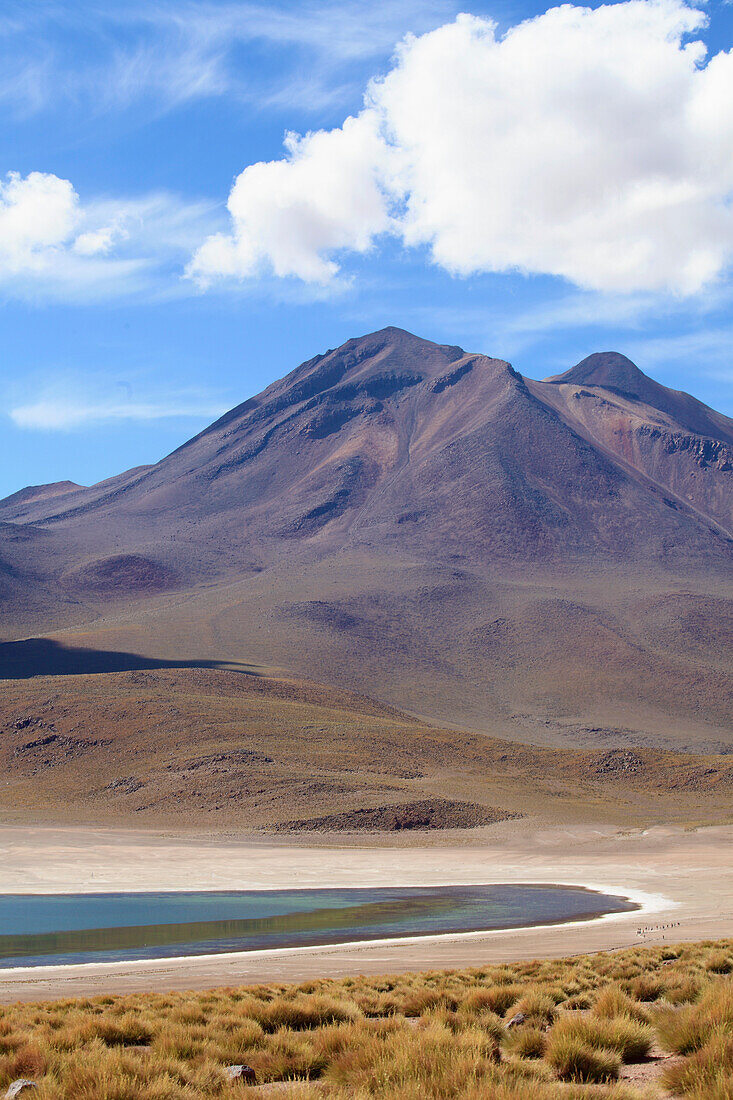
[0,327,731,752]
[539,351,733,538]
[546,351,733,443]
[3,328,730,563]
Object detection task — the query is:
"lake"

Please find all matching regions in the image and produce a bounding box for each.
[0,884,638,967]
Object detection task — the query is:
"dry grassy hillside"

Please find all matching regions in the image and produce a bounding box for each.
[1,665,733,829]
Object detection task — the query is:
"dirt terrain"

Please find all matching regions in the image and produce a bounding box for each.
[1,666,732,830]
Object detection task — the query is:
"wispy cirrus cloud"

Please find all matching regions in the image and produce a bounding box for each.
[0,0,456,117]
[11,396,229,431]
[9,376,228,430]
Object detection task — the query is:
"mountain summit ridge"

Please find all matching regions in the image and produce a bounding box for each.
[546,351,648,395]
[546,350,733,447]
[1,327,731,559]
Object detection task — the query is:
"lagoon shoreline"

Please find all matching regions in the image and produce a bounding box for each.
[0,882,641,971]
[0,821,729,1002]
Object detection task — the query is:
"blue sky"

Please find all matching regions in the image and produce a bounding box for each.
[1,0,732,498]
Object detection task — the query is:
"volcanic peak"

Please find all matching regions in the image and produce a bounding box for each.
[547,352,647,398]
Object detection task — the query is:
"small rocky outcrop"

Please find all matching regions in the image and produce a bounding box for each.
[271,798,522,833]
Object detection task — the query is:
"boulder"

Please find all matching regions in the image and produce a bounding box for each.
[506,1012,527,1029]
[5,1083,38,1099]
[225,1064,257,1084]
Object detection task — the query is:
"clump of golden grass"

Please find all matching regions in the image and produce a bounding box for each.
[656,978,733,1054]
[662,976,702,1004]
[545,1030,621,1082]
[706,950,733,975]
[591,985,650,1024]
[624,974,664,1002]
[508,991,558,1027]
[662,1034,733,1097]
[503,1025,547,1059]
[324,1018,501,1096]
[546,1015,652,1065]
[460,984,522,1016]
[1,938,733,1098]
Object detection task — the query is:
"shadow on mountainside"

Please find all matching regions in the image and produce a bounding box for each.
[0,638,257,680]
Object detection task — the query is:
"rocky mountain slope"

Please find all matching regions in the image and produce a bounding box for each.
[1,328,731,751]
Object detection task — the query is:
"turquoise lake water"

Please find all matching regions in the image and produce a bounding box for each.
[0,884,638,968]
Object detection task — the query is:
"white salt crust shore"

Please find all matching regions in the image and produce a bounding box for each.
[0,822,729,1001]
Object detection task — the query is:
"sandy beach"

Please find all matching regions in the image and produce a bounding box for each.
[0,822,731,1003]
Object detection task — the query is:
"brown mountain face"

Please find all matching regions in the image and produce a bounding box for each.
[539,352,733,538]
[1,327,731,752]
[3,329,731,563]
[546,351,733,443]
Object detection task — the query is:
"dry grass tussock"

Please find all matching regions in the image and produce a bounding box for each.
[3,939,733,1097]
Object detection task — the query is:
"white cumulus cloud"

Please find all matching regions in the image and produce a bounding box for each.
[0,171,220,301]
[73,222,128,257]
[189,0,733,295]
[189,112,394,285]
[0,171,80,271]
